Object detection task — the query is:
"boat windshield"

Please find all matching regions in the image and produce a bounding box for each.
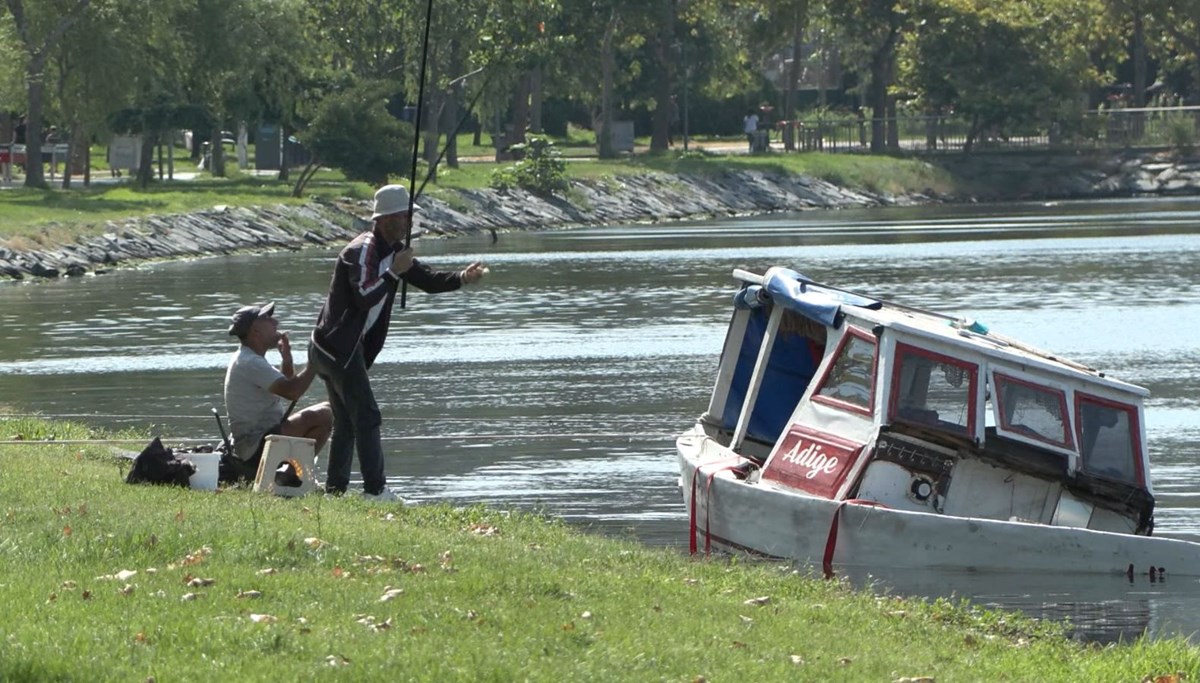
[994,373,1073,449]
[889,343,977,437]
[1077,393,1143,484]
[813,327,876,415]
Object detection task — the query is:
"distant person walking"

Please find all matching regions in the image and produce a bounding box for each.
[743,109,759,152]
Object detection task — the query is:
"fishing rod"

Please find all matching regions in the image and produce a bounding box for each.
[401,0,437,310]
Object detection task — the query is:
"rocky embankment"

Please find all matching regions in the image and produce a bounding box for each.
[2,151,1198,280]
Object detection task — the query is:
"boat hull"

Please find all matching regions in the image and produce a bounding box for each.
[678,425,1200,577]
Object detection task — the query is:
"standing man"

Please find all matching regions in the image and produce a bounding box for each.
[743,109,759,152]
[224,302,333,481]
[310,184,486,501]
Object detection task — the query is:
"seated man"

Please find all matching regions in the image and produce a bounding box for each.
[224,302,332,482]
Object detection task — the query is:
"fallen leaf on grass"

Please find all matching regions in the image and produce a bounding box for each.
[181,592,200,601]
[257,568,277,576]
[62,525,72,537]
[80,590,91,600]
[562,622,575,631]
[61,580,77,589]
[326,655,350,667]
[789,655,805,666]
[738,615,753,623]
[1142,676,1182,683]
[237,590,263,599]
[93,561,135,578]
[186,577,215,588]
[134,632,148,644]
[894,677,936,683]
[332,566,350,579]
[119,584,135,596]
[731,641,747,649]
[249,613,277,624]
[743,596,771,607]
[467,523,500,536]
[409,564,426,573]
[304,537,325,549]
[580,611,592,620]
[838,657,852,666]
[379,588,405,602]
[356,616,392,631]
[46,593,56,603]
[683,578,699,586]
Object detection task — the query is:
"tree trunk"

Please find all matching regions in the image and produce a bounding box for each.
[446,82,461,169]
[509,71,530,153]
[423,86,443,164]
[136,129,158,187]
[886,96,899,151]
[865,17,901,155]
[277,123,292,182]
[598,14,617,159]
[649,0,674,152]
[529,65,543,134]
[1132,10,1146,107]
[23,76,46,188]
[868,55,888,153]
[783,11,805,152]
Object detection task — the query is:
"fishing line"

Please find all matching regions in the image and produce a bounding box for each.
[0,412,652,425]
[0,432,672,446]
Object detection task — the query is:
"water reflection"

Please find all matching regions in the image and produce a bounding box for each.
[2,197,1200,642]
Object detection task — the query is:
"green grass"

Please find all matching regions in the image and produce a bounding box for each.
[0,135,963,246]
[2,416,1199,682]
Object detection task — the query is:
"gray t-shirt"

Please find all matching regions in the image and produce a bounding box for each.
[224,345,286,460]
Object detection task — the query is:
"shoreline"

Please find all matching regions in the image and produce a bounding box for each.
[2,150,1198,280]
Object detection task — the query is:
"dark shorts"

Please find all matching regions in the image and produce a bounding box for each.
[226,421,284,482]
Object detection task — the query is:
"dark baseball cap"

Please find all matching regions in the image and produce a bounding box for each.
[227,302,275,338]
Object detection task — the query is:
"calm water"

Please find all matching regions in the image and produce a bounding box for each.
[2,196,1200,643]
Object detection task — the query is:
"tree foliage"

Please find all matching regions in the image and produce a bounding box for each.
[292,83,414,196]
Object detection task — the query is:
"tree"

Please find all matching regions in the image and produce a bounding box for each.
[292,83,414,196]
[828,0,913,152]
[5,0,92,188]
[899,0,1115,152]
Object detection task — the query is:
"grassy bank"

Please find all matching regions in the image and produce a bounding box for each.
[1,416,1197,682]
[0,148,960,245]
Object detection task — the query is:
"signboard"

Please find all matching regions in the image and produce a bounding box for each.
[109,135,141,172]
[761,424,865,499]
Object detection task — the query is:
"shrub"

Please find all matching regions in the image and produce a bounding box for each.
[489,134,569,196]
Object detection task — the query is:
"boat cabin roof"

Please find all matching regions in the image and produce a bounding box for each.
[736,267,1147,399]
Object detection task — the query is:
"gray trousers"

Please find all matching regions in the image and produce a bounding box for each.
[309,344,386,494]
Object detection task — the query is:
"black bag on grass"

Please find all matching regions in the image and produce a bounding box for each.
[125,437,196,487]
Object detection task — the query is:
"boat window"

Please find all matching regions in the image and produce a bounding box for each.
[813,327,876,416]
[1076,393,1143,485]
[994,373,1073,449]
[889,343,977,437]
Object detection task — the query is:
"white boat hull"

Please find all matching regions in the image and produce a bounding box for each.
[678,425,1200,577]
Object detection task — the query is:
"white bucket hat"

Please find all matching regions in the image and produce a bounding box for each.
[370,184,421,220]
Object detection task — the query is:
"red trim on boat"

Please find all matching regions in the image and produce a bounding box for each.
[688,457,742,556]
[822,499,888,579]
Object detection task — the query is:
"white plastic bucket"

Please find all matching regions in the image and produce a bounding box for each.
[188,452,220,491]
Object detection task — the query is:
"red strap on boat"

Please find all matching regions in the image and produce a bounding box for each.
[688,457,742,556]
[822,499,886,579]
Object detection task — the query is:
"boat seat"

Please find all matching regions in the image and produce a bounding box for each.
[253,435,316,497]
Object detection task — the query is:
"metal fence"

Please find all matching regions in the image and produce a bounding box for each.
[780,106,1200,155]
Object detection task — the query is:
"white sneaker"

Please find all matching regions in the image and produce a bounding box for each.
[362,488,405,504]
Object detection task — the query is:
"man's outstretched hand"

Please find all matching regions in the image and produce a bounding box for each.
[461,261,488,285]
